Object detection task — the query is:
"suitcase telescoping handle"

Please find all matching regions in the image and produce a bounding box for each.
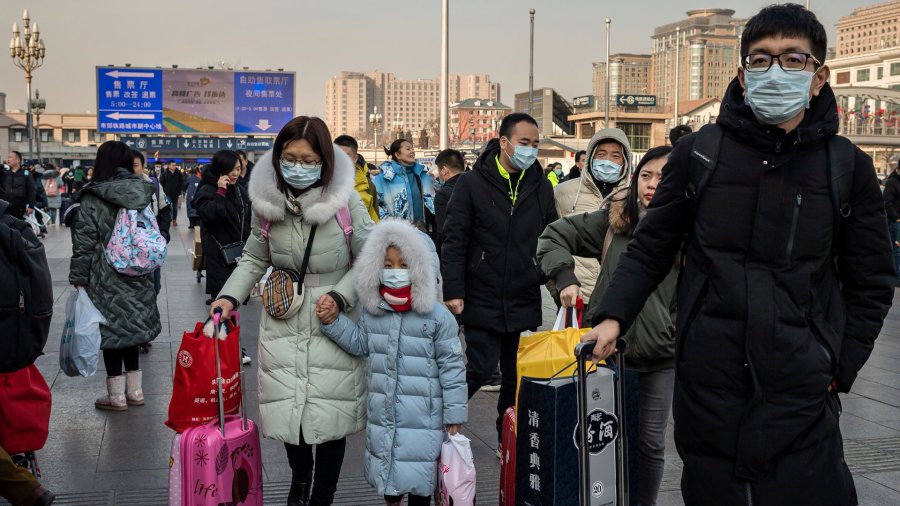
[574,339,628,506]
[212,308,247,436]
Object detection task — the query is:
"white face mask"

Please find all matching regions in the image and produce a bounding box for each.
[380,268,410,289]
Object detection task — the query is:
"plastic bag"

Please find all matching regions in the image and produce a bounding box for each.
[439,432,477,506]
[59,287,106,377]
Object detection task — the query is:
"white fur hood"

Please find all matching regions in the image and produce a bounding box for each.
[355,219,439,315]
[248,145,355,225]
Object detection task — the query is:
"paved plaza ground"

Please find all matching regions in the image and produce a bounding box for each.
[6,205,900,505]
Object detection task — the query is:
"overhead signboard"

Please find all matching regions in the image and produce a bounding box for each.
[119,136,274,152]
[616,94,657,107]
[573,95,594,107]
[97,67,295,134]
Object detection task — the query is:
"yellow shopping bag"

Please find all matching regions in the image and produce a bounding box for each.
[515,308,595,429]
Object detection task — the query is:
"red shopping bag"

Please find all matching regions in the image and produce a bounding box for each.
[0,364,52,453]
[166,316,242,432]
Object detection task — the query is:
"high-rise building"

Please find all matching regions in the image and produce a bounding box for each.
[324,72,500,143]
[592,54,652,112]
[650,9,746,107]
[836,0,900,58]
[514,88,574,136]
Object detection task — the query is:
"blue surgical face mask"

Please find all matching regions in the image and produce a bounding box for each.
[744,67,815,125]
[381,268,410,289]
[503,139,538,171]
[590,158,623,183]
[280,160,322,189]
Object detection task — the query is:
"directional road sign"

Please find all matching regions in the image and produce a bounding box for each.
[616,94,657,107]
[97,68,164,133]
[119,136,274,152]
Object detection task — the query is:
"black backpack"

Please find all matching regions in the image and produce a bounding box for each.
[685,124,855,253]
[0,199,54,371]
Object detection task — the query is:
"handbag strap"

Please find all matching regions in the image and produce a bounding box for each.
[297,225,318,285]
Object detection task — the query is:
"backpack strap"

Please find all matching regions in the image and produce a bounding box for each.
[826,135,855,256]
[335,206,354,266]
[681,124,726,258]
[259,216,271,239]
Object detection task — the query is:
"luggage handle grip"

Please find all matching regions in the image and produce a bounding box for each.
[212,308,248,432]
[574,339,627,360]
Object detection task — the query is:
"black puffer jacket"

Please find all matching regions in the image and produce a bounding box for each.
[883,171,900,222]
[593,79,894,505]
[192,168,251,297]
[441,139,557,333]
[69,169,160,349]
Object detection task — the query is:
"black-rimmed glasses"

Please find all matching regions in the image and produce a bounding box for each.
[741,52,821,73]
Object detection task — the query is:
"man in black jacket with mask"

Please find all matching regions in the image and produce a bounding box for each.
[441,113,557,445]
[883,160,900,285]
[0,151,36,220]
[581,5,894,505]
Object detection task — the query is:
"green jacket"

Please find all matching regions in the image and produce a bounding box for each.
[537,191,677,370]
[69,169,160,349]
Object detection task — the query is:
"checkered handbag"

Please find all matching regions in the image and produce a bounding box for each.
[261,224,317,320]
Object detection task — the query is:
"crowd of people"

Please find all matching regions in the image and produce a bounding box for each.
[1,4,899,506]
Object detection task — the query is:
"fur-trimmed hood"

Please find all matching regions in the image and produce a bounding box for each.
[606,188,633,236]
[355,219,439,316]
[248,144,356,225]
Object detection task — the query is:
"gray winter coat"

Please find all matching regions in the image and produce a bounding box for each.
[322,219,467,497]
[69,169,160,349]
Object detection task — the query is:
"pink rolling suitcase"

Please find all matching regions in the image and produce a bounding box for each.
[169,310,263,505]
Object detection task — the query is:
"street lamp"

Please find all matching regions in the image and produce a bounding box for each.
[31,90,46,163]
[394,116,404,139]
[674,26,681,127]
[605,18,611,128]
[369,105,383,164]
[529,9,535,117]
[9,9,46,163]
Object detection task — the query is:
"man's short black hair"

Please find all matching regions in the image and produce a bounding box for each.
[741,3,827,64]
[131,149,145,165]
[10,151,22,162]
[236,150,247,159]
[333,135,359,152]
[575,150,586,162]
[669,125,693,145]
[498,113,539,140]
[435,149,465,173]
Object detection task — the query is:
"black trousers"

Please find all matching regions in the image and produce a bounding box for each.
[463,326,520,442]
[102,346,140,376]
[284,426,346,505]
[384,493,431,505]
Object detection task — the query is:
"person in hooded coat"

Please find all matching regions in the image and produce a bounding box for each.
[320,219,466,505]
[210,116,375,506]
[550,128,632,310]
[69,141,160,412]
[581,6,894,505]
[184,167,202,228]
[193,150,252,302]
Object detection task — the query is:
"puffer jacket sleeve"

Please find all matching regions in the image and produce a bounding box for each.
[320,313,370,357]
[192,184,231,222]
[433,307,467,425]
[218,211,271,302]
[69,198,97,286]
[834,149,895,392]
[440,173,474,301]
[331,191,375,309]
[537,210,610,292]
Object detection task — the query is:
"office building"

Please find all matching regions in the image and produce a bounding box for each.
[836,0,900,57]
[514,88,574,136]
[449,98,511,146]
[592,54,652,112]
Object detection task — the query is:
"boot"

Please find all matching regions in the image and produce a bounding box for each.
[287,468,312,506]
[95,375,128,411]
[125,370,145,406]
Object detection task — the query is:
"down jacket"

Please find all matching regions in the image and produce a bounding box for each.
[218,147,375,445]
[593,79,894,504]
[322,219,467,497]
[69,169,160,349]
[538,191,676,370]
[551,128,633,301]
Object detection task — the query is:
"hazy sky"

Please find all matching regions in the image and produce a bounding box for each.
[0,0,879,120]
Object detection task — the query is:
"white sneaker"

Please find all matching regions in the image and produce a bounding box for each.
[480,383,501,392]
[242,348,252,365]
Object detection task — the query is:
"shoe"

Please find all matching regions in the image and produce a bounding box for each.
[205,298,214,305]
[495,446,502,459]
[287,468,312,506]
[480,384,501,392]
[95,375,128,411]
[125,370,145,406]
[242,348,252,365]
[28,486,56,506]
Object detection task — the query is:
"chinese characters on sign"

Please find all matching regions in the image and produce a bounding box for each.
[527,409,541,492]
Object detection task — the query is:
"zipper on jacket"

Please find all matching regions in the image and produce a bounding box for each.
[745,482,754,506]
[786,192,802,260]
[775,139,782,153]
[807,315,835,369]
[18,291,25,313]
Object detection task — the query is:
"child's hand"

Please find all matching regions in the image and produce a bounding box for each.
[316,304,338,325]
[446,424,461,435]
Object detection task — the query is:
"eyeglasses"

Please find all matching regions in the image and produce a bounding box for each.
[741,52,821,73]
[280,158,321,169]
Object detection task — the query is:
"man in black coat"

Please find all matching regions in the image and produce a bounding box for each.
[0,151,36,219]
[442,113,557,444]
[582,6,894,505]
[883,161,900,285]
[433,148,465,256]
[159,161,185,226]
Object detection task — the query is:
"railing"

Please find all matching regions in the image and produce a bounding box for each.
[839,120,900,138]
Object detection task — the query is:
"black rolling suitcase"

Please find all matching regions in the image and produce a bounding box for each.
[574,340,628,506]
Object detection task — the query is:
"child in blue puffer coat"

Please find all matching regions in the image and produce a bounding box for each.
[318,219,467,506]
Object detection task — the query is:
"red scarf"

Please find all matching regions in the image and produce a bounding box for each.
[380,285,412,312]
